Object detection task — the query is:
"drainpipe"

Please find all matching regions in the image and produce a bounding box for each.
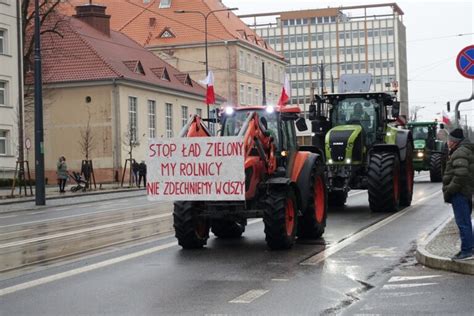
[112,78,121,182]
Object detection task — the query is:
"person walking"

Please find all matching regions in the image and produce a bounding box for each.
[138,161,147,188]
[56,156,68,193]
[132,160,139,187]
[442,128,474,261]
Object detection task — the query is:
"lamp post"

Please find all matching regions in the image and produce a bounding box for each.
[175,7,238,131]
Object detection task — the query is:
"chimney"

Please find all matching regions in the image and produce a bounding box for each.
[73,4,111,36]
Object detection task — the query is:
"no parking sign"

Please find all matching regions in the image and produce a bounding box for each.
[456,45,474,79]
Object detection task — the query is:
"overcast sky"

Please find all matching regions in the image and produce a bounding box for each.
[224,0,473,126]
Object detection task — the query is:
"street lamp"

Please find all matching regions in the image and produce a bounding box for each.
[175,7,238,131]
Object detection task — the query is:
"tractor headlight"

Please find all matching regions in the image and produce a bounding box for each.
[328,159,333,164]
[265,106,275,113]
[386,132,392,137]
[417,152,424,158]
[224,107,234,115]
[346,158,351,164]
[281,150,288,157]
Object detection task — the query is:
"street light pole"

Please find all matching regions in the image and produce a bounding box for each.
[175,7,238,132]
[34,0,45,205]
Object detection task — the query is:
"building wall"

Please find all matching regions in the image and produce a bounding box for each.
[0,0,20,178]
[149,42,286,107]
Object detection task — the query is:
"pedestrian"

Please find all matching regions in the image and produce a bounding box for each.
[132,160,139,186]
[442,128,474,261]
[437,123,449,142]
[81,160,92,189]
[56,156,68,193]
[138,161,147,188]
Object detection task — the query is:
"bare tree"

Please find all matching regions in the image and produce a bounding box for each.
[121,125,139,186]
[79,110,95,160]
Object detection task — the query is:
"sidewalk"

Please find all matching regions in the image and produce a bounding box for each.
[0,182,143,206]
[416,216,474,275]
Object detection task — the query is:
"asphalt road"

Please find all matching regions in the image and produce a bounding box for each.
[1,173,472,315]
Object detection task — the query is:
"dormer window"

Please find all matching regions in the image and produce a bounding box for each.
[159,27,175,38]
[159,0,171,8]
[123,60,145,75]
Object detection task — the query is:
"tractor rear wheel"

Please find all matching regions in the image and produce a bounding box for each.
[400,143,414,206]
[264,187,298,250]
[298,166,327,239]
[328,191,348,207]
[173,201,209,249]
[211,219,245,238]
[429,152,444,182]
[368,153,400,212]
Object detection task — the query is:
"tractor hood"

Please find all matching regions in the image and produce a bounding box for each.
[414,139,426,150]
[325,125,364,164]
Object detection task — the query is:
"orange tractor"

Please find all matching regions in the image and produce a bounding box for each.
[174,105,327,250]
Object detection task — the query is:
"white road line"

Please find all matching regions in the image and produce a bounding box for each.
[348,190,365,197]
[229,289,269,304]
[388,275,441,282]
[271,278,289,282]
[382,283,437,290]
[0,241,178,297]
[301,190,440,265]
[0,213,172,249]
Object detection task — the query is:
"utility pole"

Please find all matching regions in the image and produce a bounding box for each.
[34,0,46,205]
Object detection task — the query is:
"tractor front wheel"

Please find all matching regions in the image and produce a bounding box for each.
[298,167,327,239]
[429,152,444,182]
[173,201,209,249]
[211,219,245,238]
[264,187,298,250]
[368,153,400,212]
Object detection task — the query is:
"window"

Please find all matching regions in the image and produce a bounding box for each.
[247,53,251,72]
[158,0,171,8]
[240,84,245,105]
[0,130,8,155]
[247,86,253,104]
[165,103,173,138]
[0,30,5,54]
[255,88,260,105]
[0,81,6,105]
[196,108,202,117]
[128,97,137,142]
[181,105,188,127]
[239,51,244,71]
[148,100,156,138]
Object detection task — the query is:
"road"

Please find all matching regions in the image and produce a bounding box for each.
[1,173,472,315]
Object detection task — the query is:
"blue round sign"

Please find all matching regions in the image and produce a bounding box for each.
[456,45,474,79]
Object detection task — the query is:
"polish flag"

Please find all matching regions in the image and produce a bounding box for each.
[200,71,215,105]
[277,74,290,106]
[442,110,451,125]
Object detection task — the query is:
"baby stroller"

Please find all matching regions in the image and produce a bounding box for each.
[69,171,88,192]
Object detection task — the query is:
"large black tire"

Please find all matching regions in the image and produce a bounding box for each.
[211,219,245,238]
[400,143,414,207]
[173,201,209,249]
[263,187,298,250]
[430,152,444,182]
[298,166,327,239]
[328,191,348,207]
[368,153,400,212]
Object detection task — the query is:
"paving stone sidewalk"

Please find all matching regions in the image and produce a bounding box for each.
[416,216,474,275]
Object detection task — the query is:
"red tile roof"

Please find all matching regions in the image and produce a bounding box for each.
[31,11,211,99]
[62,0,283,59]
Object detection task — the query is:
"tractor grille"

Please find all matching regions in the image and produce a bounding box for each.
[329,130,354,162]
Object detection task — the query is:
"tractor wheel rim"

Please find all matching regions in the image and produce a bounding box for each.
[315,176,325,223]
[285,198,295,236]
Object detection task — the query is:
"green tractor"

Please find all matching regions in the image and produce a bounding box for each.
[406,122,448,182]
[310,89,414,212]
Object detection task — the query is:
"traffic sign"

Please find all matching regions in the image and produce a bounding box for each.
[456,45,474,79]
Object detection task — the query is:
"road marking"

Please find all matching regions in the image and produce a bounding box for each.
[301,190,440,265]
[0,241,178,297]
[348,190,365,197]
[388,275,441,282]
[229,289,269,304]
[271,278,289,282]
[0,213,172,249]
[382,283,437,290]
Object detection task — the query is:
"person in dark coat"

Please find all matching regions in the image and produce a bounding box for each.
[138,161,147,188]
[56,156,68,193]
[442,128,474,261]
[132,160,139,187]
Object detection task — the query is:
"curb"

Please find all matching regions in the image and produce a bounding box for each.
[416,216,474,275]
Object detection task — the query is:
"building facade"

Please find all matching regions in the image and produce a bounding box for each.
[241,3,408,116]
[27,4,216,183]
[0,0,21,178]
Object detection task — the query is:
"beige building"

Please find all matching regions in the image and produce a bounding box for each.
[27,4,217,183]
[240,3,409,116]
[0,0,21,178]
[63,0,287,109]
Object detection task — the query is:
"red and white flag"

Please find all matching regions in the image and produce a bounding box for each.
[277,74,290,106]
[442,110,451,125]
[200,71,215,105]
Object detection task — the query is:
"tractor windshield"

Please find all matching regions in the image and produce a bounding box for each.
[331,98,379,142]
[411,126,429,140]
[222,110,280,145]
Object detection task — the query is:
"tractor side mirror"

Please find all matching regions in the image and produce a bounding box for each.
[392,101,400,118]
[308,103,316,120]
[296,117,308,132]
